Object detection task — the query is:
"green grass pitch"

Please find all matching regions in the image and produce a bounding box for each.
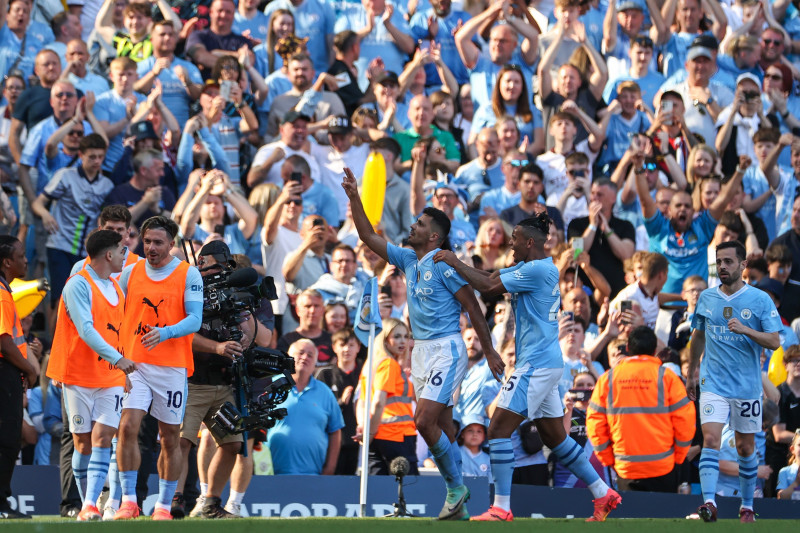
[0,517,799,532]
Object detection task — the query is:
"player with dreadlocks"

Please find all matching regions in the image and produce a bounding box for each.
[434,212,621,522]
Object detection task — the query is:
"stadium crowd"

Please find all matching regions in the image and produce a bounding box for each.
[3,0,800,521]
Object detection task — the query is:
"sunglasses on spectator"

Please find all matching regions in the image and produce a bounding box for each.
[68,129,84,137]
[762,38,782,46]
[55,92,76,99]
[644,162,657,171]
[765,73,783,81]
[287,198,303,206]
[508,159,529,167]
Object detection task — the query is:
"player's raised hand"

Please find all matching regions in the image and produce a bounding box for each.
[116,356,137,374]
[433,249,458,266]
[485,347,505,382]
[342,167,359,198]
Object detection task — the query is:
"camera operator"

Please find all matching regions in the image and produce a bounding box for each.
[176,241,247,520]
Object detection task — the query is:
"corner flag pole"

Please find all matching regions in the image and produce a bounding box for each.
[359,322,377,517]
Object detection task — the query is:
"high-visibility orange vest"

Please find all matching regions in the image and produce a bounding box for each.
[48,270,126,388]
[360,356,415,442]
[587,355,696,480]
[121,260,194,375]
[0,279,26,360]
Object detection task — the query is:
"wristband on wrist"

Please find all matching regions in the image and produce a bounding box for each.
[588,224,597,232]
[604,229,614,237]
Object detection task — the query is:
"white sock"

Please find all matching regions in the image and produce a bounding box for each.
[227,490,245,506]
[121,494,136,504]
[588,479,609,499]
[154,502,170,512]
[493,494,511,511]
[200,483,208,497]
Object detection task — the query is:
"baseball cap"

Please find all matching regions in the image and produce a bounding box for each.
[198,240,236,268]
[617,0,644,11]
[756,277,783,302]
[131,120,158,142]
[375,71,399,86]
[736,72,761,87]
[457,413,488,438]
[284,110,312,123]
[691,34,719,50]
[687,45,713,61]
[328,115,352,134]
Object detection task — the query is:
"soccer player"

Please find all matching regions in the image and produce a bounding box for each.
[71,205,142,278]
[47,230,137,521]
[434,213,621,522]
[689,240,782,523]
[114,216,203,520]
[342,168,504,520]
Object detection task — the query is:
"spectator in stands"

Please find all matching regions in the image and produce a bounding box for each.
[186,0,252,78]
[277,289,335,366]
[409,0,473,87]
[479,151,526,223]
[587,326,696,493]
[9,49,62,160]
[105,148,176,229]
[659,0,727,78]
[454,128,504,200]
[776,431,800,500]
[264,0,336,75]
[135,21,204,128]
[180,169,258,255]
[568,178,635,298]
[45,12,82,68]
[0,0,55,81]
[62,39,108,96]
[233,0,269,40]
[94,57,143,173]
[647,90,696,173]
[316,328,363,475]
[327,31,365,118]
[249,110,320,187]
[267,339,344,474]
[95,3,154,63]
[668,275,707,351]
[610,252,668,329]
[603,35,665,109]
[500,163,564,232]
[395,94,460,174]
[309,243,368,321]
[596,81,651,174]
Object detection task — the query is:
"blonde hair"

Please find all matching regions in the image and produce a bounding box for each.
[789,431,800,465]
[248,183,281,222]
[686,144,718,190]
[474,217,512,270]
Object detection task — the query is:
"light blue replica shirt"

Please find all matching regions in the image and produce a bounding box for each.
[302,181,341,226]
[334,5,411,91]
[603,71,666,110]
[449,218,476,252]
[469,54,534,110]
[267,377,345,474]
[454,358,495,425]
[479,186,520,217]
[644,209,717,294]
[66,72,110,100]
[264,0,336,75]
[386,243,467,340]
[692,284,782,399]
[136,57,203,127]
[409,8,472,85]
[499,258,562,368]
[460,445,491,478]
[0,22,54,81]
[661,31,708,78]
[717,425,766,496]
[233,11,271,40]
[777,463,800,497]
[94,90,146,172]
[62,264,123,364]
[454,159,504,199]
[471,104,541,145]
[21,116,93,195]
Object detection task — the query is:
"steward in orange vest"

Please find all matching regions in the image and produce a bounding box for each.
[587,326,696,492]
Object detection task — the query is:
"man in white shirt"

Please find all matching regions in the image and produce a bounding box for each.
[248,110,321,187]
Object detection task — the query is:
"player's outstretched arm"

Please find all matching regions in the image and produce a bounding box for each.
[455,286,504,381]
[434,250,505,297]
[341,167,389,263]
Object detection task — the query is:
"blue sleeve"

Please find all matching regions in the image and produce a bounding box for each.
[26,388,43,418]
[69,259,86,277]
[499,261,536,294]
[43,384,63,433]
[198,127,231,176]
[436,258,468,294]
[408,12,429,39]
[776,466,793,490]
[759,293,783,334]
[175,127,195,188]
[643,209,668,236]
[333,16,351,33]
[691,293,707,330]
[158,300,202,341]
[187,63,204,84]
[696,210,718,241]
[20,125,43,167]
[93,96,111,122]
[386,243,414,274]
[63,276,122,364]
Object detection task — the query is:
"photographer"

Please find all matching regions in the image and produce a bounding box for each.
[176,241,246,520]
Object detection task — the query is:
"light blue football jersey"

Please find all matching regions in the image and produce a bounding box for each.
[499,258,562,369]
[692,284,782,399]
[386,244,467,341]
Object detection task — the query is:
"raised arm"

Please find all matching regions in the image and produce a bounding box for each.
[222,176,258,239]
[708,155,748,220]
[455,3,504,70]
[45,115,82,159]
[505,8,540,65]
[634,152,658,219]
[341,167,389,262]
[645,0,669,45]
[574,24,607,100]
[381,5,415,54]
[264,181,302,245]
[603,2,618,53]
[409,144,427,216]
[537,22,564,101]
[701,0,728,42]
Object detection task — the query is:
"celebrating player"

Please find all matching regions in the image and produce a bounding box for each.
[689,240,782,522]
[47,230,137,520]
[434,213,621,522]
[114,217,202,520]
[342,168,504,520]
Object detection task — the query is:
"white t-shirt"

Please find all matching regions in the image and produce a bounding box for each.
[309,142,369,217]
[251,140,322,186]
[610,281,660,330]
[262,224,302,315]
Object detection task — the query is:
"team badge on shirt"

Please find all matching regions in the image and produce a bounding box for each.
[741,309,752,320]
[723,307,733,319]
[423,271,432,281]
[73,415,84,426]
